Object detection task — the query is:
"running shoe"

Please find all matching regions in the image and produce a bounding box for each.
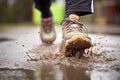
[40,17,56,44]
[59,15,92,57]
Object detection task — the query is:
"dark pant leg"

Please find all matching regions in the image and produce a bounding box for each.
[34,0,52,18]
[65,0,94,17]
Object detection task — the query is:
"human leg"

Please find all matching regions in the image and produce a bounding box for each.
[65,0,93,17]
[34,0,56,44]
[34,0,52,18]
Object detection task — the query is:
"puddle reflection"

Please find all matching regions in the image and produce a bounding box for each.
[0,64,120,80]
[37,64,90,80]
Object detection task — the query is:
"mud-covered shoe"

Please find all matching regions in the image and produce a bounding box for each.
[59,15,92,57]
[40,17,56,44]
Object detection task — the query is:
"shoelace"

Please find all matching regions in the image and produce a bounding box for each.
[41,20,53,33]
[60,18,88,35]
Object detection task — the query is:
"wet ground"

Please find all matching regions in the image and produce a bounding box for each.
[0,25,120,80]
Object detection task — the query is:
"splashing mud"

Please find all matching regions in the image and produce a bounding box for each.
[26,35,117,67]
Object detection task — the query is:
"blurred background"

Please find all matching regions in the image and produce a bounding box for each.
[0,1,120,80]
[0,0,120,34]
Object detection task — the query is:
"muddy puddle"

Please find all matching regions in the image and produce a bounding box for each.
[0,64,120,80]
[23,35,120,80]
[26,42,117,66]
[0,65,90,80]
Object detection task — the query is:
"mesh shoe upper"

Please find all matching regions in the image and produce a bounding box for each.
[61,18,90,40]
[40,17,56,43]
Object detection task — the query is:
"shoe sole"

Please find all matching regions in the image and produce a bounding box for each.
[40,33,56,44]
[41,37,56,44]
[60,35,91,57]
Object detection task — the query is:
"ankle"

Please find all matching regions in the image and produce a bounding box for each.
[69,14,80,21]
[42,17,52,22]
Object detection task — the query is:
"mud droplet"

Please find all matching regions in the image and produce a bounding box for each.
[14,63,19,67]
[16,42,18,44]
[5,58,7,61]
[22,45,24,47]
[111,50,114,52]
[105,57,116,61]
